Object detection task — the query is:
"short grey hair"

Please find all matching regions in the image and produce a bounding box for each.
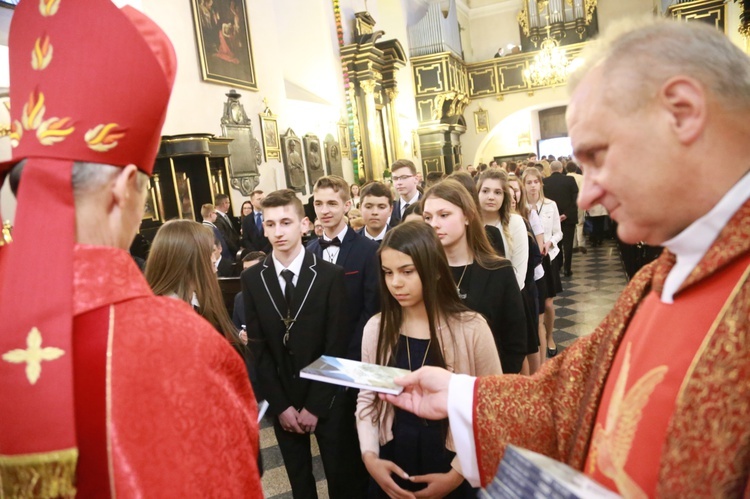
[10,160,149,197]
[550,160,563,172]
[569,17,750,112]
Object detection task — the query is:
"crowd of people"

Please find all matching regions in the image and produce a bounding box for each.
[2,3,748,498]
[133,151,603,497]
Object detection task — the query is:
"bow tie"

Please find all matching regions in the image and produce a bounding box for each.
[319,237,342,249]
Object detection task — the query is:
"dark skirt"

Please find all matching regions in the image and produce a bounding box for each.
[521,281,540,353]
[542,253,562,298]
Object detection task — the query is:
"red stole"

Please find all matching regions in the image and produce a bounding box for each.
[586,252,750,497]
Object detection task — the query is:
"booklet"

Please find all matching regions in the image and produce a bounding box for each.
[480,445,621,499]
[300,355,411,395]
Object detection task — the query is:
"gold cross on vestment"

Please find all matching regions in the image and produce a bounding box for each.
[2,327,65,385]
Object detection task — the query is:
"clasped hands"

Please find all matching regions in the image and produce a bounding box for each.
[278,407,318,433]
[362,451,463,499]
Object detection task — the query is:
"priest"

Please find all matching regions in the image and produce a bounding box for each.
[0,1,262,496]
[384,18,750,498]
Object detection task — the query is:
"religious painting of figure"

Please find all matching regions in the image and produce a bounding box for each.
[191,0,258,91]
[324,133,343,178]
[281,129,307,194]
[304,134,325,192]
[260,112,281,161]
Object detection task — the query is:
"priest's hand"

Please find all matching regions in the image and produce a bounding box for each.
[279,407,304,434]
[380,366,451,420]
[362,452,416,499]
[297,408,318,433]
[411,469,463,498]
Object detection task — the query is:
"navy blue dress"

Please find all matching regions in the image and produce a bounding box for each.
[369,335,477,498]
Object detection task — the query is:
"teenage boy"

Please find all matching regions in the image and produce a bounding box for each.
[387,159,422,226]
[358,181,393,244]
[306,175,379,497]
[242,189,350,498]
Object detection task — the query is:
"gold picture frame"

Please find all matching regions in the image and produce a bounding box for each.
[142,181,161,222]
[260,105,281,161]
[474,107,489,133]
[190,0,258,91]
[338,121,351,159]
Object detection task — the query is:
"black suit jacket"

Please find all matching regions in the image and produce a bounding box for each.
[215,211,242,256]
[306,227,379,360]
[389,193,422,227]
[241,211,271,253]
[242,251,347,418]
[460,263,527,373]
[543,172,579,226]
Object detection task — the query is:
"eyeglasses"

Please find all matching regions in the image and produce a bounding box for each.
[392,175,414,182]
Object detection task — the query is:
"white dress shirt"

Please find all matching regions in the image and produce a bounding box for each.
[322,225,348,264]
[449,172,750,487]
[530,198,562,261]
[272,245,305,293]
[492,214,529,290]
[363,225,387,242]
[400,191,421,217]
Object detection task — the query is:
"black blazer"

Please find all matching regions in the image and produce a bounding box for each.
[242,250,347,418]
[459,263,528,373]
[215,212,242,256]
[306,227,379,360]
[241,211,271,253]
[389,193,422,227]
[543,172,579,226]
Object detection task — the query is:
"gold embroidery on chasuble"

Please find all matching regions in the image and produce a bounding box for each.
[587,343,667,499]
[1,327,65,385]
[473,261,658,486]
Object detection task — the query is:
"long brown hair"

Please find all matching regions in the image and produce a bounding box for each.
[367,221,473,421]
[508,173,531,220]
[422,179,508,271]
[477,169,513,245]
[145,220,240,346]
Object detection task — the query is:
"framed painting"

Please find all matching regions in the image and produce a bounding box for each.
[338,121,351,159]
[474,107,489,133]
[303,134,325,191]
[260,109,281,161]
[142,181,161,222]
[191,0,258,91]
[281,128,307,194]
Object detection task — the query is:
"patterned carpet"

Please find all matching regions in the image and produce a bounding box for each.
[259,239,628,498]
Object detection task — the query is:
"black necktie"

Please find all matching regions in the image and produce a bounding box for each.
[319,237,341,250]
[280,269,295,311]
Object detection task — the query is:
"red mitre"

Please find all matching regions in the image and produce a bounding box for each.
[0,0,176,494]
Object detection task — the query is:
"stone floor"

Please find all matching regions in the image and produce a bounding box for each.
[259,239,628,498]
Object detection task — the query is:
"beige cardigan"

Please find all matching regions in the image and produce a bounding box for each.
[356,311,503,475]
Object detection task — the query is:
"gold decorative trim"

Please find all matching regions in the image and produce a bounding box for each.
[415,63,444,94]
[2,327,64,385]
[468,67,496,96]
[1,220,12,246]
[0,448,78,498]
[106,305,116,498]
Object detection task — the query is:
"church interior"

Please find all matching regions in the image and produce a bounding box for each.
[1,1,747,497]
[2,0,745,226]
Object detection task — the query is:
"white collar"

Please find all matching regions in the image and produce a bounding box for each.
[661,171,750,303]
[272,245,305,278]
[324,224,348,242]
[364,225,388,241]
[401,191,420,206]
[202,220,217,229]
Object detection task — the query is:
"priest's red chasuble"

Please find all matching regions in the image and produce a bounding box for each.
[473,200,750,497]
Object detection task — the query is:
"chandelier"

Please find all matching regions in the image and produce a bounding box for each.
[523,31,570,87]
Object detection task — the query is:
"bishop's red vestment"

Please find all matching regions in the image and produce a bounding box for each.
[70,245,263,497]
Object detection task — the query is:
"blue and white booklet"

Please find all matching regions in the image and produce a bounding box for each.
[481,445,621,499]
[300,355,410,395]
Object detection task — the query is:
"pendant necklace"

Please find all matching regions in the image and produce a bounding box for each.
[406,337,431,371]
[455,264,469,300]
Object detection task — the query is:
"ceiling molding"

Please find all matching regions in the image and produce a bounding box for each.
[468,0,520,20]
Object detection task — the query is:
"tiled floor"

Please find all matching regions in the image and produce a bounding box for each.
[259,239,628,498]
